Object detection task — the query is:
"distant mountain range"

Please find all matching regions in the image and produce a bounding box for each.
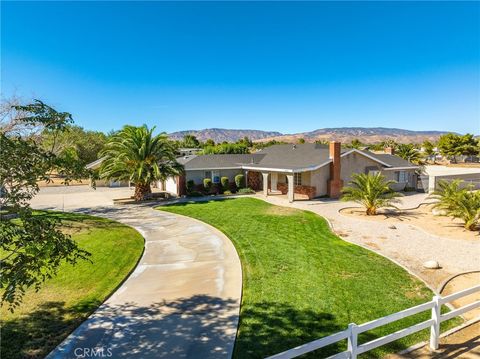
[168,128,282,143]
[168,127,458,144]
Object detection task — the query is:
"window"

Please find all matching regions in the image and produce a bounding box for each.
[368,170,380,176]
[205,170,220,183]
[395,171,408,183]
[294,173,302,186]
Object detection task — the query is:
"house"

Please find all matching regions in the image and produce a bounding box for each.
[162,142,419,202]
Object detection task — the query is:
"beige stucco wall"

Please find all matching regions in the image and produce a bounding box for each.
[310,166,330,196]
[186,168,244,185]
[381,169,417,191]
[340,152,381,184]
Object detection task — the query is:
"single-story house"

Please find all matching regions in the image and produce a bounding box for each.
[161,142,419,202]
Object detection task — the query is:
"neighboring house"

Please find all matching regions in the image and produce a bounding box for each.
[162,142,419,202]
[420,165,480,193]
[85,157,130,187]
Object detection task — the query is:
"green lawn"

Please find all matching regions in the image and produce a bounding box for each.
[1,211,144,359]
[159,198,457,358]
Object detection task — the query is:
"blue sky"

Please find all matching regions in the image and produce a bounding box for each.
[2,1,479,134]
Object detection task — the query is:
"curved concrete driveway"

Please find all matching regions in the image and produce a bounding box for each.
[32,188,242,359]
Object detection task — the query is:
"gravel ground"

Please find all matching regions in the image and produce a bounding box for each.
[260,193,480,290]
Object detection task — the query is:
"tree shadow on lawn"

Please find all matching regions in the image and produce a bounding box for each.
[1,299,101,359]
[2,296,419,359]
[235,301,412,358]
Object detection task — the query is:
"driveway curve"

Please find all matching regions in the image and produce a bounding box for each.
[31,188,242,359]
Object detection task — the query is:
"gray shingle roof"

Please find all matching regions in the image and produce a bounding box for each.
[246,144,344,170]
[181,153,265,170]
[359,151,418,168]
[179,144,418,172]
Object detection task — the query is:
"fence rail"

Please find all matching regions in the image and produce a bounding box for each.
[266,284,480,359]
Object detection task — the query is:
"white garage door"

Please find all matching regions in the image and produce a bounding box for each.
[165,177,178,194]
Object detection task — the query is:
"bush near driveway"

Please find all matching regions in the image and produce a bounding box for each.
[0,211,144,359]
[159,198,459,358]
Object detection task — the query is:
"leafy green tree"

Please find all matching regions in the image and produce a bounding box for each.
[1,100,91,309]
[431,180,480,231]
[438,133,478,163]
[396,144,422,164]
[349,139,363,149]
[182,134,200,148]
[204,138,215,147]
[202,143,249,154]
[40,125,107,164]
[237,136,253,147]
[341,173,403,215]
[297,138,306,144]
[100,125,183,201]
[381,139,397,149]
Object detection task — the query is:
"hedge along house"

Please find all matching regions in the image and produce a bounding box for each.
[162,142,419,202]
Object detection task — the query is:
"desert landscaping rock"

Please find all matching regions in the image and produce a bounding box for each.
[423,260,441,269]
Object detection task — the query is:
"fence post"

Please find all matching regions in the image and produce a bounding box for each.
[347,323,358,359]
[430,295,441,350]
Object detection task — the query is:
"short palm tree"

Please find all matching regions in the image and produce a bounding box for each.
[100,125,183,201]
[430,180,480,231]
[341,173,403,215]
[396,144,422,165]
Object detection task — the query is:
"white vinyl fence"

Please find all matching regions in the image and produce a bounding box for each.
[267,285,480,359]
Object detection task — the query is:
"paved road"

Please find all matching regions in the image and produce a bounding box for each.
[32,188,242,359]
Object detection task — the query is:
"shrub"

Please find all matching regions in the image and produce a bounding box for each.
[187,191,203,197]
[221,177,229,192]
[430,180,480,231]
[203,178,212,192]
[238,187,255,194]
[186,180,195,193]
[235,174,245,189]
[223,190,232,195]
[341,173,402,215]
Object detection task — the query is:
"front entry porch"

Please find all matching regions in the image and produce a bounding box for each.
[246,170,316,203]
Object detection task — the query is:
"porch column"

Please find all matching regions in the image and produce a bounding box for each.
[271,172,278,191]
[262,172,269,196]
[287,174,294,203]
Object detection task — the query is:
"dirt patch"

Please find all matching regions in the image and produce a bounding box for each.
[386,322,480,359]
[264,206,299,216]
[339,204,479,242]
[441,272,480,321]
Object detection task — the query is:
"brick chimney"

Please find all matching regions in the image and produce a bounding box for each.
[327,141,343,198]
[384,147,395,155]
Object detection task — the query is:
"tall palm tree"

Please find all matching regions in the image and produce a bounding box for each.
[396,144,422,165]
[341,173,403,215]
[100,125,183,201]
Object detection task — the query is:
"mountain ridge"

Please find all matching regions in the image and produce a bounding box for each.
[168,127,459,144]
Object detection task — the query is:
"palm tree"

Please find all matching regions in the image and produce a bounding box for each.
[430,180,480,231]
[396,144,422,165]
[100,125,183,201]
[341,173,403,215]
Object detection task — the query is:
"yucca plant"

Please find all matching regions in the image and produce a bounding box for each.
[341,173,403,215]
[430,180,480,231]
[100,125,183,201]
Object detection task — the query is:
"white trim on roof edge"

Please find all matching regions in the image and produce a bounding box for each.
[383,166,420,171]
[340,149,392,167]
[187,166,244,171]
